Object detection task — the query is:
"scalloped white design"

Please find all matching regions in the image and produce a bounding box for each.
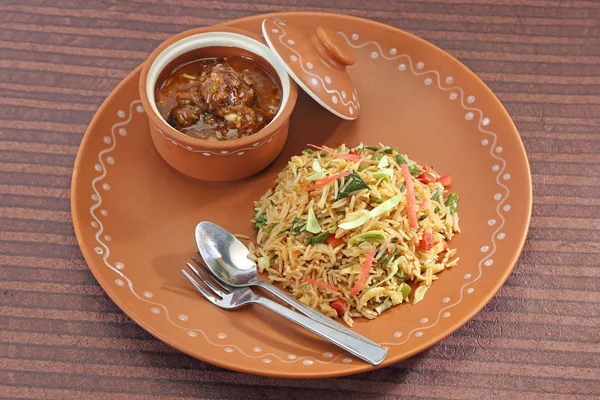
[89,29,511,366]
[265,18,360,119]
[335,33,510,347]
[90,100,340,365]
[151,121,276,156]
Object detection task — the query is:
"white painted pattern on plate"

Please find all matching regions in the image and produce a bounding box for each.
[88,24,513,363]
[336,33,510,347]
[88,100,338,366]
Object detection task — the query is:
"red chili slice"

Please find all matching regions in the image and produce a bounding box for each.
[418,232,435,251]
[418,171,437,184]
[437,174,452,186]
[330,299,347,316]
[325,235,345,247]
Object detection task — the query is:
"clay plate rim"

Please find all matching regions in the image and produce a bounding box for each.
[71,11,533,379]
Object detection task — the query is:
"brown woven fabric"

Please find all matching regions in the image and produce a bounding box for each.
[1,1,599,398]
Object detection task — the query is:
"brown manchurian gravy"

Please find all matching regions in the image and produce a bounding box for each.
[155,56,282,141]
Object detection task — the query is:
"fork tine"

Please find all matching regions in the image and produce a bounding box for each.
[191,256,230,291]
[186,262,227,298]
[181,269,219,305]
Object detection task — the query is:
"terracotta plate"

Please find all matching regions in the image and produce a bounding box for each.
[71,12,532,378]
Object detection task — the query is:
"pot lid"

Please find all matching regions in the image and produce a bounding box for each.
[262,17,360,120]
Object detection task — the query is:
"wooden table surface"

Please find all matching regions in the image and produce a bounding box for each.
[2,1,599,399]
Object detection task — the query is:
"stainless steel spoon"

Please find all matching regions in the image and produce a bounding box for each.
[195,221,381,346]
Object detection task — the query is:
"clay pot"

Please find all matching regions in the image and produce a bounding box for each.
[139,27,298,181]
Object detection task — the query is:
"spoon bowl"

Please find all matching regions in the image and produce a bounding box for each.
[195,221,258,286]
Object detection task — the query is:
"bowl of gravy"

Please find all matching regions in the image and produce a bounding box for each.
[139,27,298,182]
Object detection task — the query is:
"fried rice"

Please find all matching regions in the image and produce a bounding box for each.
[249,143,460,326]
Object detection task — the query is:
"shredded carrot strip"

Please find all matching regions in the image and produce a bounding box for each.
[401,163,418,228]
[306,170,351,191]
[350,246,376,296]
[308,144,363,162]
[420,198,429,209]
[303,277,340,292]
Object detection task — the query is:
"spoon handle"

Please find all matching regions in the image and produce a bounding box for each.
[252,295,387,365]
[251,278,379,346]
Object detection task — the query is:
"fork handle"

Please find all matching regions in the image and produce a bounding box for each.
[252,295,388,366]
[251,278,379,346]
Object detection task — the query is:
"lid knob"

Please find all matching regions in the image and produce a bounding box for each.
[262,17,360,120]
[315,26,356,67]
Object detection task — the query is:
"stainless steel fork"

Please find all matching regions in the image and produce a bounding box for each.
[181,257,388,366]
